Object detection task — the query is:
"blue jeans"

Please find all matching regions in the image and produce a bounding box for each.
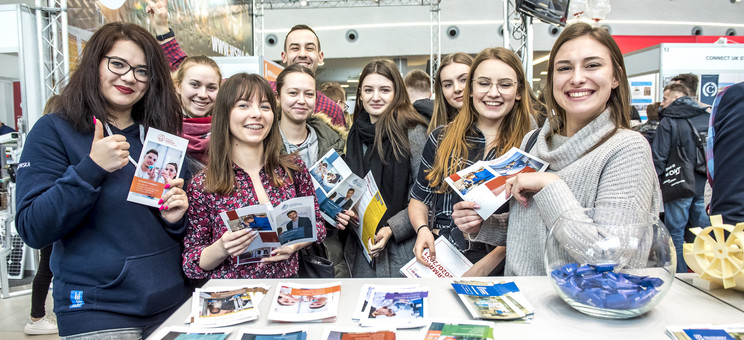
[664,195,710,273]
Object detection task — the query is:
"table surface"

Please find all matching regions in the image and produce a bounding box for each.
[149,276,744,340]
[675,272,744,313]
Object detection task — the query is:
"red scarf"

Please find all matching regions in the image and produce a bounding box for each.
[182,117,211,165]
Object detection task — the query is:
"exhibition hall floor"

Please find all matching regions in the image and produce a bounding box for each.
[0,282,57,340]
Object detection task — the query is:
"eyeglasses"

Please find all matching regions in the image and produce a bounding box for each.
[472,78,518,94]
[104,56,150,83]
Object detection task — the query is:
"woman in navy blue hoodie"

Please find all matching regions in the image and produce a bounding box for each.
[15,22,190,338]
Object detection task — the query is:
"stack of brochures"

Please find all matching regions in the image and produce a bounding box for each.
[188,285,270,327]
[238,326,309,339]
[400,237,473,278]
[320,326,397,340]
[351,284,430,329]
[666,324,744,339]
[267,282,342,323]
[419,320,497,340]
[451,280,534,322]
[445,147,549,219]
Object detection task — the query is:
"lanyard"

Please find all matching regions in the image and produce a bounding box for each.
[104,123,145,168]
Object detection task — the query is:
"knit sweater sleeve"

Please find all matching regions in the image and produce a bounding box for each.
[471,212,509,247]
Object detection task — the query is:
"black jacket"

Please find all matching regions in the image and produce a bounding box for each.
[710,82,744,224]
[652,96,710,196]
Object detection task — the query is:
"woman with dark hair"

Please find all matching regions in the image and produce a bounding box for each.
[428,52,474,134]
[183,73,325,279]
[409,47,534,276]
[15,22,190,338]
[337,59,428,277]
[458,22,660,276]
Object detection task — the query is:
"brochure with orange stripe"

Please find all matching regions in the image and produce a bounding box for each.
[268,282,342,323]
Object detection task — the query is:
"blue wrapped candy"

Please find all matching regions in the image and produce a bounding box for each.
[550,263,663,310]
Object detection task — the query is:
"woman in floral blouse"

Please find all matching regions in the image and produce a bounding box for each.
[183,73,325,279]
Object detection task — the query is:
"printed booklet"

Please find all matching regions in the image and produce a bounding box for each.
[267,282,342,323]
[237,326,309,339]
[150,326,231,340]
[418,319,496,340]
[450,280,534,321]
[445,147,548,220]
[127,127,188,207]
[359,286,429,328]
[320,326,397,340]
[400,237,473,278]
[666,324,744,340]
[219,196,317,264]
[310,150,366,225]
[189,285,269,327]
[351,284,421,322]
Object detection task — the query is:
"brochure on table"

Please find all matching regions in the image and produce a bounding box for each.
[189,285,269,328]
[268,282,342,323]
[419,319,497,340]
[219,196,317,264]
[666,324,744,340]
[150,326,231,340]
[451,280,534,321]
[127,127,188,207]
[445,147,549,220]
[351,284,422,322]
[400,237,473,278]
[310,150,366,225]
[237,326,309,339]
[359,286,429,328]
[320,326,397,340]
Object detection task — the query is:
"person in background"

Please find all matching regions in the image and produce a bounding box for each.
[633,102,661,146]
[15,22,190,338]
[409,47,534,276]
[404,69,434,121]
[146,0,346,128]
[428,52,474,134]
[671,73,699,101]
[0,121,15,135]
[320,82,351,128]
[183,73,326,279]
[337,59,428,277]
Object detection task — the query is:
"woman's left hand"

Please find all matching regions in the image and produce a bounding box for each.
[159,177,188,223]
[368,226,392,258]
[504,172,560,207]
[261,241,311,263]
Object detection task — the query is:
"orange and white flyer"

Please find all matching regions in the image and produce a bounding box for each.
[320,326,397,340]
[400,237,473,278]
[127,127,188,207]
[189,284,269,328]
[268,282,342,323]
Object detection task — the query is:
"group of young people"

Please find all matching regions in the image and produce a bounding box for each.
[13,8,660,339]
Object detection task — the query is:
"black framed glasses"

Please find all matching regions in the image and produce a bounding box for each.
[104,56,150,83]
[472,78,518,94]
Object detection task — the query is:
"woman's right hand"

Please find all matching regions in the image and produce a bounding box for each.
[90,118,130,172]
[218,229,257,257]
[146,0,170,35]
[413,227,436,266]
[335,209,358,231]
[452,201,483,234]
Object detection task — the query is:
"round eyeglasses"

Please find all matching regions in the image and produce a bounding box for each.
[472,79,518,94]
[104,56,150,83]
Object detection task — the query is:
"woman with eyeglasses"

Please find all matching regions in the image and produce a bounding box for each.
[427,52,474,134]
[409,47,534,276]
[15,23,190,338]
[460,23,660,276]
[336,59,428,278]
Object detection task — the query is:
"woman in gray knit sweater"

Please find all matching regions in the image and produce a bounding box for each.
[454,23,661,276]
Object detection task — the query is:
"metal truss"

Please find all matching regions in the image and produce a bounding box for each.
[429,0,440,90]
[255,1,431,9]
[35,0,69,100]
[503,0,533,87]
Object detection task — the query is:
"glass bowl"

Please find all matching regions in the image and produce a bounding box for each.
[545,208,676,319]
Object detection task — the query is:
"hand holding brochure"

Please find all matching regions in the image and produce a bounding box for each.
[445,147,548,220]
[189,285,269,327]
[127,127,188,207]
[400,237,473,278]
[268,282,342,323]
[219,196,317,264]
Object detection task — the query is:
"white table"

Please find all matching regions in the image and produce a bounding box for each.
[149,276,744,339]
[676,272,744,313]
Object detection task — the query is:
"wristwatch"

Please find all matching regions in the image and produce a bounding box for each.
[155,28,175,41]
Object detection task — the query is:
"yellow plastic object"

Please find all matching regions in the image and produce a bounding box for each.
[683,215,744,289]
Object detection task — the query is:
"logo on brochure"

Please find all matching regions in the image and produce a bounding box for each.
[157,133,177,146]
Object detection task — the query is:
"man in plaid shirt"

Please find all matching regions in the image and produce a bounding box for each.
[147,0,346,128]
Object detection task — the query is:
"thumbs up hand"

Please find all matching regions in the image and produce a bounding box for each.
[90,117,131,172]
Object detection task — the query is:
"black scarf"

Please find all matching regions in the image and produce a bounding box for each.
[346,110,411,232]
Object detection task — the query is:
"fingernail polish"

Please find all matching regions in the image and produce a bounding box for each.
[164,184,171,189]
[158,205,164,211]
[164,205,169,210]
[158,199,164,204]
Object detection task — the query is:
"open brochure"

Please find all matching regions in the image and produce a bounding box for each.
[149,326,231,340]
[320,326,397,340]
[400,237,473,278]
[666,324,744,340]
[189,285,269,328]
[267,282,342,323]
[419,319,496,340]
[219,196,316,264]
[127,127,188,207]
[237,326,309,339]
[445,147,548,220]
[359,286,429,329]
[451,280,534,322]
[310,150,367,225]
